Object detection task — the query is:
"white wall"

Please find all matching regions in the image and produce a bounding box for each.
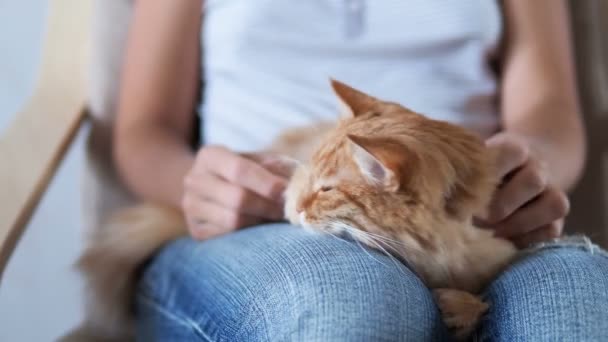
[0,1,46,130]
[0,1,85,340]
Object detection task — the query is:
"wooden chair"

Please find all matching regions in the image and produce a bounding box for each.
[0,0,91,282]
[0,0,607,336]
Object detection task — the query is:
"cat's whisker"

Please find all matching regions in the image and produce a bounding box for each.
[352,237,387,267]
[326,221,390,267]
[325,230,352,246]
[321,227,389,267]
[342,227,407,251]
[344,228,403,245]
[340,227,408,274]
[355,231,408,247]
[325,220,411,277]
[364,236,410,278]
[335,225,409,277]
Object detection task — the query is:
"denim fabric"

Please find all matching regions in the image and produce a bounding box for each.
[136,224,608,341]
[479,236,608,341]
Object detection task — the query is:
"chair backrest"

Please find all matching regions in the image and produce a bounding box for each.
[85,1,608,247]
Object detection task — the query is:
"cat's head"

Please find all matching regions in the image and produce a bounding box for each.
[284,80,498,242]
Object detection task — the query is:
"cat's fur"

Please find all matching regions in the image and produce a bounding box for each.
[65,80,516,341]
[285,81,517,339]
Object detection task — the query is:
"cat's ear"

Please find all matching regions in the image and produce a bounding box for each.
[347,134,406,192]
[330,79,377,117]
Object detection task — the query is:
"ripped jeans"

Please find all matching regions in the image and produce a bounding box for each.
[135,223,608,341]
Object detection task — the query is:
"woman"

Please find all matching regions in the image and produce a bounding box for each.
[114,0,607,340]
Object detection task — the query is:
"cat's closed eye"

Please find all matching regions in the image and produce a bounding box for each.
[320,186,334,192]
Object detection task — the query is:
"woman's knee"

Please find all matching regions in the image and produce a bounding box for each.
[137,223,447,341]
[270,237,446,341]
[481,237,608,340]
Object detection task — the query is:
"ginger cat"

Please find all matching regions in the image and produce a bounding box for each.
[65,80,516,341]
[284,81,517,339]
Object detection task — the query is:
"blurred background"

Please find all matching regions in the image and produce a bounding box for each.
[0,1,85,341]
[0,1,607,341]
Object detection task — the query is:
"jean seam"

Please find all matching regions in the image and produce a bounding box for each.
[137,292,215,342]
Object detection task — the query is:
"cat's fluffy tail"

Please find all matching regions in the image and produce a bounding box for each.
[65,203,187,341]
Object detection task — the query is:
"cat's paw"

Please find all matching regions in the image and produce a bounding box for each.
[433,288,488,340]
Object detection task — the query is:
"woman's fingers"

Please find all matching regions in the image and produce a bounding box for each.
[183,193,264,230]
[486,160,548,224]
[199,146,287,202]
[184,173,284,220]
[511,221,563,249]
[186,219,226,241]
[182,146,291,240]
[479,134,569,246]
[244,152,301,178]
[494,186,569,238]
[486,134,529,179]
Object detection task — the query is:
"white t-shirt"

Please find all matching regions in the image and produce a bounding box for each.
[200,0,502,152]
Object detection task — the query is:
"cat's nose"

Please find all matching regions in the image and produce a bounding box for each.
[296,202,304,213]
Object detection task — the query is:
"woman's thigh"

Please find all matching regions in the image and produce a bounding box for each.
[136,223,448,341]
[480,236,608,341]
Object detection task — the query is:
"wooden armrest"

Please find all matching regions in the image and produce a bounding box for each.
[0,0,92,282]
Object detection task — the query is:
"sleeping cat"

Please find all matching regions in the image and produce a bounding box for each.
[66,80,516,341]
[284,81,517,339]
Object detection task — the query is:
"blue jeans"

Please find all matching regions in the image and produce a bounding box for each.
[136,223,608,341]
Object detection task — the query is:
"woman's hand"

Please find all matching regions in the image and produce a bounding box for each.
[479,133,570,248]
[481,0,584,248]
[182,146,292,240]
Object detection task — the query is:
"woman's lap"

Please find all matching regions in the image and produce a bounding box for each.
[136,224,608,341]
[136,223,447,341]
